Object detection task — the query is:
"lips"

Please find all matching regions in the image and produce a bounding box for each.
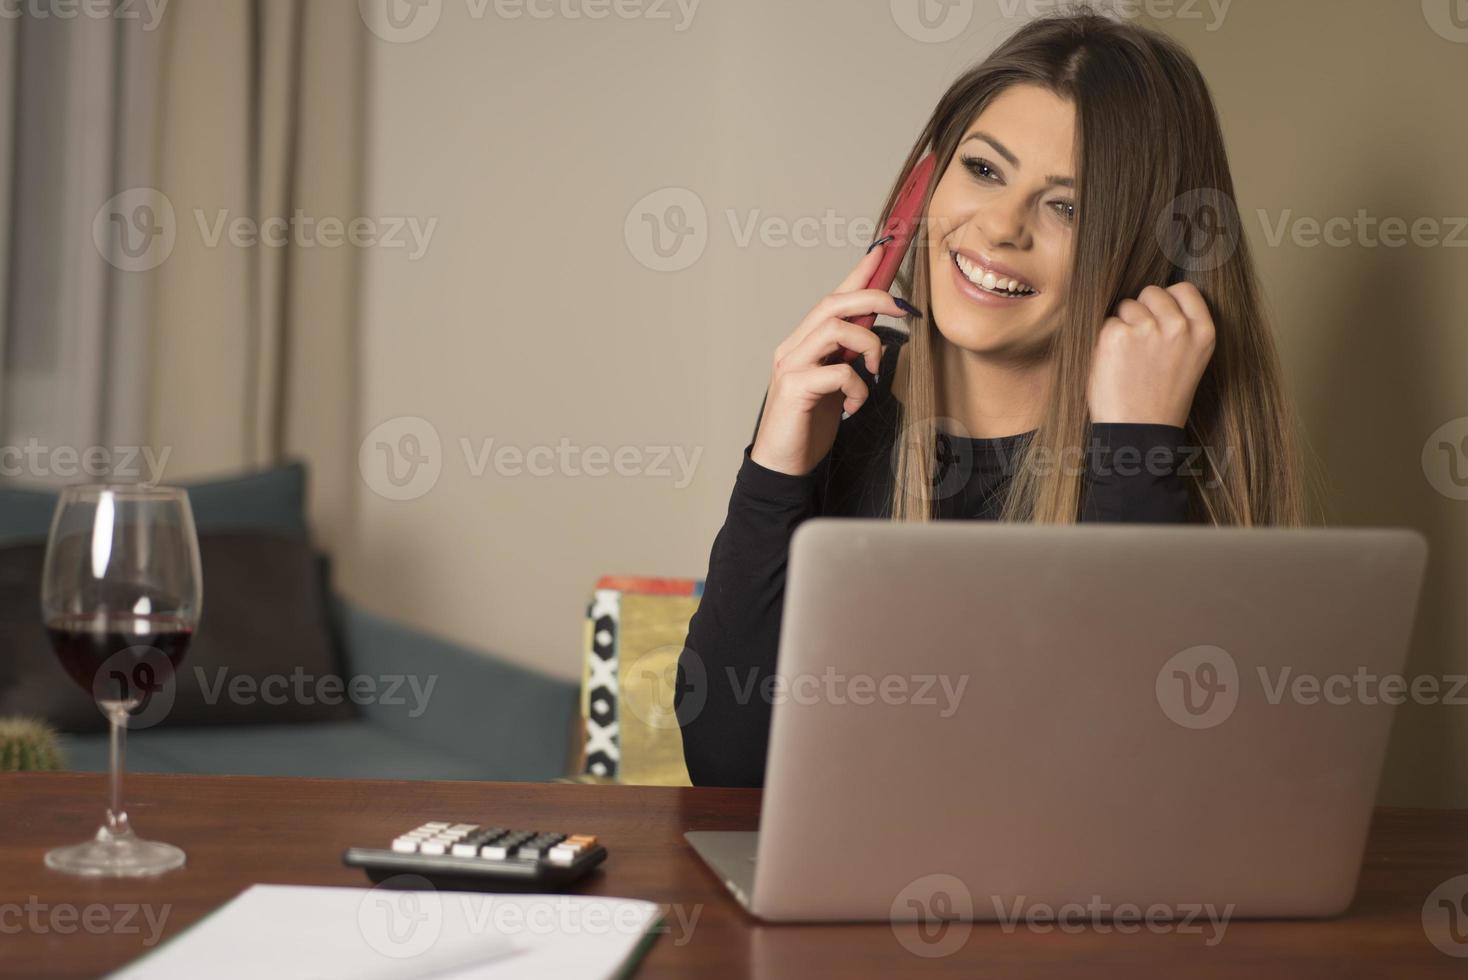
[950,249,1037,296]
[948,249,1039,307]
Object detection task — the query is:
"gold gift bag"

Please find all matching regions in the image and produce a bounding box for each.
[580,576,700,786]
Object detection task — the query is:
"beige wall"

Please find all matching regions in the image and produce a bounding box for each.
[349,3,1028,678]
[1149,0,1468,808]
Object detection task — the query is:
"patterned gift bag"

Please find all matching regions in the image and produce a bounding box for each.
[581,576,702,786]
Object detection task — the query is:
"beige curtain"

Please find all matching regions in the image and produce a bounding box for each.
[148,0,363,551]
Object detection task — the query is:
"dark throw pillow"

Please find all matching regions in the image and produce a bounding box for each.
[0,531,354,731]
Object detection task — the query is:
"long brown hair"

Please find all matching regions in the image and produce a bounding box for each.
[882,6,1315,526]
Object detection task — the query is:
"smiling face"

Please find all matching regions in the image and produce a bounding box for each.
[925,83,1078,359]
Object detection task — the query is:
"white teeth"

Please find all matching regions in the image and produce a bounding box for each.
[952,251,1034,296]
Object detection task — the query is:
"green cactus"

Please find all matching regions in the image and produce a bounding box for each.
[0,717,64,772]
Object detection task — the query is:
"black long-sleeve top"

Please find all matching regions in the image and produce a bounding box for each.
[676,326,1195,787]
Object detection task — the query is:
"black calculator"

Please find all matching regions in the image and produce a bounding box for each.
[343,821,607,891]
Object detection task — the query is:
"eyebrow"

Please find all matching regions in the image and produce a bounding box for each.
[961,131,1074,188]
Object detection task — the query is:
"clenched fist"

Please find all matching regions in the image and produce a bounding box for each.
[1087,282,1216,429]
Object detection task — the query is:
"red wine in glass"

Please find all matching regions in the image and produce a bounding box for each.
[40,485,202,878]
[46,612,194,705]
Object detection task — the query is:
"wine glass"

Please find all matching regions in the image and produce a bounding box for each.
[40,485,202,877]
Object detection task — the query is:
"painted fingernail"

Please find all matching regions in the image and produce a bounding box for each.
[893,297,922,319]
[866,234,895,254]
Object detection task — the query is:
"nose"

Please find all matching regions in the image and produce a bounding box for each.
[974,189,1031,249]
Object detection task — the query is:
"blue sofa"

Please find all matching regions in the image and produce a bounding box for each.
[0,463,579,781]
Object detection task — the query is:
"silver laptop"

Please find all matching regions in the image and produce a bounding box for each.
[687,520,1428,922]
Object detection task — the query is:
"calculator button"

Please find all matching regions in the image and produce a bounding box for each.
[381,824,603,863]
[519,833,567,860]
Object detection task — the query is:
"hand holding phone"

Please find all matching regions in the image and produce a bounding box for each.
[748,154,938,477]
[749,245,913,476]
[827,152,937,364]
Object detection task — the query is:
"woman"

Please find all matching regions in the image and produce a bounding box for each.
[676,8,1313,788]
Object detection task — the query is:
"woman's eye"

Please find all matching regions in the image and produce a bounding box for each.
[963,155,1076,223]
[961,155,998,182]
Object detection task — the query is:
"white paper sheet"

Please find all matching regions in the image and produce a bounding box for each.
[110,884,662,979]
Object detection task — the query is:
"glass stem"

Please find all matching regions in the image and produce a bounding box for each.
[104,704,132,841]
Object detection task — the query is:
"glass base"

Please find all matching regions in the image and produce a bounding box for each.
[44,826,185,878]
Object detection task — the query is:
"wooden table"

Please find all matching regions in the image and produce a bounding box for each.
[2,773,1466,978]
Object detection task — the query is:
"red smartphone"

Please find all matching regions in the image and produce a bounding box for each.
[832,152,937,363]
